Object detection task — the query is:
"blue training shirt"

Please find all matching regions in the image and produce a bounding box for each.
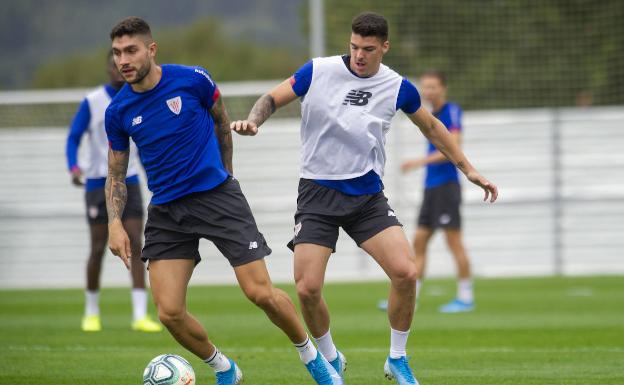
[66,84,138,192]
[290,57,421,195]
[105,64,228,204]
[425,102,462,189]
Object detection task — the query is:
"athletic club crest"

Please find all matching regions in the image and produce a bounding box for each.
[166,96,182,115]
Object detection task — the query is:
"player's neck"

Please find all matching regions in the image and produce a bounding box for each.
[130,65,162,93]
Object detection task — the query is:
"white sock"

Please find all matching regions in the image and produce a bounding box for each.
[131,288,148,321]
[295,336,318,364]
[204,348,232,372]
[314,330,338,362]
[458,278,474,303]
[416,279,422,300]
[390,328,410,359]
[85,290,100,316]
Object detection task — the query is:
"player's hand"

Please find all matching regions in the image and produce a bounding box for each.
[401,159,425,173]
[70,167,84,186]
[108,220,132,270]
[466,171,498,203]
[230,120,258,136]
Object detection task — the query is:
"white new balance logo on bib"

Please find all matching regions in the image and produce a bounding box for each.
[166,96,182,115]
[249,241,258,250]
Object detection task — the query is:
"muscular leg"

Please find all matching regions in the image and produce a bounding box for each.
[361,226,418,332]
[413,226,434,280]
[86,223,108,291]
[444,228,471,279]
[234,259,307,343]
[293,243,333,338]
[149,259,215,359]
[122,217,146,289]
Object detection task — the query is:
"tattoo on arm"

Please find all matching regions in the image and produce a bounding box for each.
[456,161,466,173]
[247,94,276,127]
[105,149,129,223]
[210,96,234,174]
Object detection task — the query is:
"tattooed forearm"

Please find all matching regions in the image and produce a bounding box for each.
[210,96,234,174]
[247,94,276,127]
[105,149,129,223]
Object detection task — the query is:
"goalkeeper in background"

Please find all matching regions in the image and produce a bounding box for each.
[65,50,161,332]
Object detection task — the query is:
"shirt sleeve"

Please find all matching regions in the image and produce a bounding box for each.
[396,78,422,114]
[289,60,313,97]
[448,103,463,132]
[65,99,90,171]
[105,105,129,151]
[192,66,219,110]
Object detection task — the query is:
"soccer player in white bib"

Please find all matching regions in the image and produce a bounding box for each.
[66,50,161,333]
[231,12,498,385]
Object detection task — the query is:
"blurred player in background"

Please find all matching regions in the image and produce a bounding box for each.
[382,70,475,313]
[105,17,343,385]
[65,50,161,333]
[231,12,497,385]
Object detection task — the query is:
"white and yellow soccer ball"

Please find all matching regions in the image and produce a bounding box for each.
[143,354,195,385]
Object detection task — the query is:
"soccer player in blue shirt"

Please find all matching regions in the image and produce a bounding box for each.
[65,50,161,333]
[105,17,343,385]
[401,70,476,313]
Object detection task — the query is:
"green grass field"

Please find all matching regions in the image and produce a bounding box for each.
[1,276,623,385]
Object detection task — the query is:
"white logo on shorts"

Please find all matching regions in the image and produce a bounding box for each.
[439,213,451,225]
[88,206,99,219]
[388,210,396,217]
[294,222,302,237]
[249,241,258,250]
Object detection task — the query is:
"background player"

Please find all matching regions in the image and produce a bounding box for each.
[401,70,475,313]
[105,17,343,385]
[231,12,498,385]
[65,50,161,332]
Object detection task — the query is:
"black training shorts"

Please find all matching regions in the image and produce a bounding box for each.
[288,178,402,252]
[142,177,271,267]
[417,181,462,229]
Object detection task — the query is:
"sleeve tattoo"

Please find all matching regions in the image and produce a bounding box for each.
[248,94,276,127]
[210,96,234,174]
[105,149,129,223]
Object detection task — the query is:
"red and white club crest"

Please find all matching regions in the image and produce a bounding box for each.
[166,96,182,115]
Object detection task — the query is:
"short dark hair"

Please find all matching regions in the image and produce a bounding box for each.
[110,16,152,40]
[421,70,447,86]
[351,12,388,41]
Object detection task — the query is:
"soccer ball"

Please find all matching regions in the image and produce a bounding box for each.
[143,354,195,385]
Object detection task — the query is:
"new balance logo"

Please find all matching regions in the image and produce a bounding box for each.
[132,116,142,126]
[342,89,372,106]
[249,241,258,250]
[388,210,396,217]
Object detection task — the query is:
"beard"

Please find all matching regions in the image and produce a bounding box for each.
[127,60,151,85]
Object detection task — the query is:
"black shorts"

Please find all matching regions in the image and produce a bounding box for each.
[288,179,402,252]
[142,177,271,267]
[85,183,144,225]
[417,182,462,229]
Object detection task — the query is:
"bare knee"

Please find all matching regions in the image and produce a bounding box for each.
[389,262,418,290]
[245,285,280,312]
[157,303,186,327]
[296,279,323,306]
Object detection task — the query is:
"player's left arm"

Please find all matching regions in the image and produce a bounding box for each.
[401,131,461,172]
[408,107,498,202]
[209,94,234,174]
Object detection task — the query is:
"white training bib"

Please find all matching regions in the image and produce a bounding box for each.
[299,56,402,180]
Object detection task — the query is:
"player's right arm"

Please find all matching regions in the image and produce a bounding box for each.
[66,99,91,186]
[231,60,312,135]
[230,79,298,135]
[104,108,132,269]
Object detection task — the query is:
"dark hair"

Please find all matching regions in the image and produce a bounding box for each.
[351,12,388,41]
[421,69,447,86]
[110,16,152,40]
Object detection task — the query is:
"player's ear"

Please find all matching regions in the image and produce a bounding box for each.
[148,41,157,59]
[382,40,390,55]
